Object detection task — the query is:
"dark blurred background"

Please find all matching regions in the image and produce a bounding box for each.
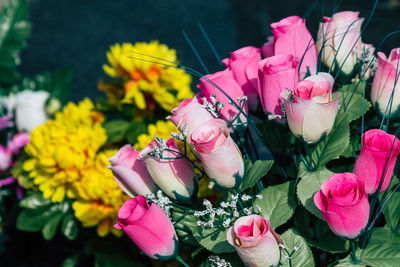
[20,0,400,102]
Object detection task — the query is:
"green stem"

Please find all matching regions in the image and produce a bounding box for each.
[176,255,190,267]
[350,240,361,264]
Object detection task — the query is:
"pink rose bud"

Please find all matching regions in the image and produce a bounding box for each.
[166,96,214,135]
[227,215,281,267]
[115,196,178,260]
[314,172,370,239]
[190,119,244,188]
[108,145,156,197]
[282,72,339,144]
[223,46,262,111]
[139,139,195,202]
[0,145,12,172]
[370,48,400,117]
[258,54,299,116]
[197,68,248,125]
[354,129,400,194]
[316,11,364,75]
[269,16,318,79]
[261,36,275,58]
[7,132,30,154]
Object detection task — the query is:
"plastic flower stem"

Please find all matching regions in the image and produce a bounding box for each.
[350,240,360,264]
[360,79,366,149]
[173,225,191,235]
[176,255,190,267]
[282,247,293,267]
[173,211,189,224]
[182,29,209,74]
[197,23,224,68]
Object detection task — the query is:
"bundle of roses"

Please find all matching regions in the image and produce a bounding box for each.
[110,11,400,267]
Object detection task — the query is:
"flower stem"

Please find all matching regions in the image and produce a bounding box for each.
[350,240,361,264]
[176,255,190,267]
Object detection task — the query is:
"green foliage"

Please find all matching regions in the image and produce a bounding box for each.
[253,181,296,229]
[295,207,349,253]
[103,120,131,143]
[125,121,148,144]
[0,0,31,85]
[280,229,315,267]
[297,167,334,220]
[16,192,77,241]
[381,178,400,232]
[238,159,274,192]
[193,225,235,254]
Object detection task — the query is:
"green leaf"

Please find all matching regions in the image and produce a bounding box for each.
[297,167,334,220]
[193,226,235,254]
[16,201,69,232]
[354,228,400,266]
[335,257,366,267]
[42,212,63,240]
[19,192,51,210]
[381,179,400,232]
[50,66,73,104]
[103,120,130,143]
[61,254,79,267]
[280,229,315,267]
[253,181,296,228]
[238,160,274,192]
[294,207,349,253]
[125,121,148,144]
[61,214,79,240]
[0,0,31,84]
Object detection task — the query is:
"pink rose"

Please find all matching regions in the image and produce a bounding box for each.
[115,196,178,260]
[353,129,400,194]
[314,172,369,239]
[0,145,12,172]
[108,144,156,197]
[258,54,299,116]
[139,139,195,202]
[0,114,13,131]
[166,96,214,135]
[370,48,400,117]
[197,68,248,125]
[282,72,339,143]
[7,132,30,154]
[223,46,262,111]
[227,215,281,267]
[265,16,318,79]
[190,119,244,188]
[316,11,364,75]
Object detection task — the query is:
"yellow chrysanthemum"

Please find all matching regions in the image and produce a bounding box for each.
[134,120,178,151]
[22,99,107,203]
[101,41,193,111]
[72,150,129,237]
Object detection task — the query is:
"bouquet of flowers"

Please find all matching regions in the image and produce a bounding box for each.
[108,10,400,267]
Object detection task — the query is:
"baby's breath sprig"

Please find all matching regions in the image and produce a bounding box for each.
[202,94,224,118]
[228,96,249,128]
[146,190,173,218]
[208,255,232,267]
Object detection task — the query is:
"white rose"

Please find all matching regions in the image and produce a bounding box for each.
[15,90,50,132]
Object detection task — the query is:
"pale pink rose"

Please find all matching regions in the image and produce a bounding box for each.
[267,16,318,79]
[108,144,156,197]
[190,119,244,188]
[370,48,400,117]
[139,139,195,202]
[258,54,299,116]
[227,215,281,267]
[223,46,262,111]
[115,196,178,260]
[314,172,370,239]
[166,96,214,135]
[0,145,12,172]
[197,68,248,125]
[316,11,364,75]
[353,129,400,194]
[7,132,30,154]
[282,72,338,143]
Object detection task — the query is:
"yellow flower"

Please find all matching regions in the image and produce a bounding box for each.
[72,150,129,237]
[101,41,193,111]
[134,120,178,151]
[22,99,107,203]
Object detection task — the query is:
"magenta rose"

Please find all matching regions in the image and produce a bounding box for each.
[190,119,244,188]
[166,96,214,135]
[370,48,400,118]
[197,68,248,125]
[223,46,262,111]
[316,11,364,75]
[282,72,339,143]
[314,172,370,239]
[108,144,156,197]
[353,129,400,194]
[265,16,318,79]
[115,196,178,260]
[139,139,195,202]
[258,54,299,116]
[227,215,281,267]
